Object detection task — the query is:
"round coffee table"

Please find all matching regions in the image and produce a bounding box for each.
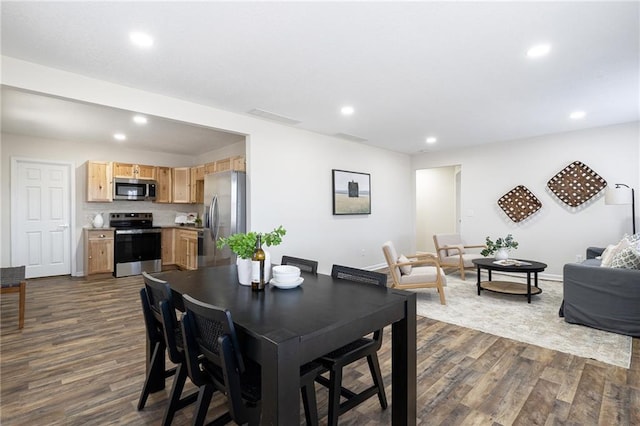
[472,258,547,303]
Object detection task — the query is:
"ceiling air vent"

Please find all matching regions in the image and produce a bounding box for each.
[333,133,368,143]
[247,109,301,125]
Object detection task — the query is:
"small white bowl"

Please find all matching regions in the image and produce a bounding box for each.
[272,265,300,283]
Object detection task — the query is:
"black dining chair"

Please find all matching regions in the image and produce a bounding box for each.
[281,255,319,274]
[180,294,323,426]
[315,264,389,426]
[138,272,197,425]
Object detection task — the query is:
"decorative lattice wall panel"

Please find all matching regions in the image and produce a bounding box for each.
[546,161,607,207]
[497,185,542,223]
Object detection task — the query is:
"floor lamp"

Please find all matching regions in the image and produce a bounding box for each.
[605,183,636,234]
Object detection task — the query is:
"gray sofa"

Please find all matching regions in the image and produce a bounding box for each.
[559,247,640,337]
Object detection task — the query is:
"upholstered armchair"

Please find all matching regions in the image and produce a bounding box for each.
[382,241,447,304]
[432,234,486,280]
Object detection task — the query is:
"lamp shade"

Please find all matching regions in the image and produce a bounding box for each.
[605,185,632,205]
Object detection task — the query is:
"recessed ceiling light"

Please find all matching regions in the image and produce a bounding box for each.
[426,137,437,144]
[113,133,127,141]
[570,111,586,120]
[340,106,355,116]
[129,31,154,48]
[133,115,148,125]
[526,43,551,58]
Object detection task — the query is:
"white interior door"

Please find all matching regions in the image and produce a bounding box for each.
[11,158,73,278]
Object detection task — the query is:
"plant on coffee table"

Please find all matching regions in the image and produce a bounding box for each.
[480,234,519,257]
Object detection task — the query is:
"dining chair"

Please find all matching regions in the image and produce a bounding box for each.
[382,240,447,304]
[138,272,197,425]
[281,255,319,274]
[180,294,323,426]
[0,266,27,329]
[315,264,388,426]
[433,233,486,280]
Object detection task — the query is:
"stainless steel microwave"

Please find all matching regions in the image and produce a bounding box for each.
[113,178,157,201]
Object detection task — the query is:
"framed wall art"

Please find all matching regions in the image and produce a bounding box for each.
[332,169,371,215]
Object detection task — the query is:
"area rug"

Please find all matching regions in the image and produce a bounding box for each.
[413,273,632,368]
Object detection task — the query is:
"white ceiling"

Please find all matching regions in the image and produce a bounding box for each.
[1,1,638,155]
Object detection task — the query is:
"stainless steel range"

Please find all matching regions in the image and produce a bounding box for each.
[110,212,161,278]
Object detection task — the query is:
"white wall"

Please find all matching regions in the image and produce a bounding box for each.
[1,57,413,275]
[412,121,640,277]
[416,166,457,252]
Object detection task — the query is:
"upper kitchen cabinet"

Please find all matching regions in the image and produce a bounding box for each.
[203,156,246,175]
[113,162,157,180]
[172,167,191,203]
[86,161,113,202]
[190,165,205,204]
[155,166,173,203]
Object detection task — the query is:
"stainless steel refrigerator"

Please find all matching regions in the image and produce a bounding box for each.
[199,170,246,267]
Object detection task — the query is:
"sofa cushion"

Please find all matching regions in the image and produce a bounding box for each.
[610,246,640,269]
[624,233,640,244]
[601,239,631,267]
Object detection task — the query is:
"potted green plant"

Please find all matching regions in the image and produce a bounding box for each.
[480,234,519,260]
[217,226,286,285]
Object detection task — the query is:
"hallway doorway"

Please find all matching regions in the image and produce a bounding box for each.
[415,165,461,252]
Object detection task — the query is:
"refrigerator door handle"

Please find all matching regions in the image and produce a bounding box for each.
[210,195,220,241]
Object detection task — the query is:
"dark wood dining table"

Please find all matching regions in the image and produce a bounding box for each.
[151,265,417,425]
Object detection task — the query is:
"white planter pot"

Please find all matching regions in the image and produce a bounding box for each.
[236,258,252,286]
[495,248,509,261]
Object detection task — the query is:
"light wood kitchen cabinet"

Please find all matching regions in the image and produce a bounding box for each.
[155,166,173,203]
[232,156,246,172]
[190,165,205,203]
[172,167,191,203]
[176,229,198,270]
[84,229,114,276]
[162,228,175,266]
[86,161,113,202]
[203,156,245,175]
[113,162,157,180]
[204,162,216,174]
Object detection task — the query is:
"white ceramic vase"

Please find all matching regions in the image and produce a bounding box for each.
[237,258,252,286]
[495,248,509,261]
[92,213,104,228]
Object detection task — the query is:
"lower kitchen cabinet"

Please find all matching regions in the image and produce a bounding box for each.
[176,229,198,270]
[85,228,114,276]
[162,228,175,266]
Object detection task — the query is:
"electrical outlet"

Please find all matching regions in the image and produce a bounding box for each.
[575,254,584,262]
[361,249,366,257]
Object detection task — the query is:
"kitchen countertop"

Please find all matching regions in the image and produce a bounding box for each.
[161,225,204,232]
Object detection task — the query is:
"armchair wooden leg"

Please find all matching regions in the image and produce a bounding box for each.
[438,284,446,305]
[459,260,466,280]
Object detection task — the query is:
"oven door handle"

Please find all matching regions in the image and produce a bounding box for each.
[115,229,161,235]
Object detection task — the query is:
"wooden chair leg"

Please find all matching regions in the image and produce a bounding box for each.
[438,282,446,305]
[138,341,163,410]
[366,354,387,409]
[459,259,466,280]
[301,381,319,426]
[327,368,342,426]
[162,363,188,426]
[18,281,26,329]
[192,384,215,426]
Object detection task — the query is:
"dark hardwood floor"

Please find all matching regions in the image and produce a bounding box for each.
[1,274,638,425]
